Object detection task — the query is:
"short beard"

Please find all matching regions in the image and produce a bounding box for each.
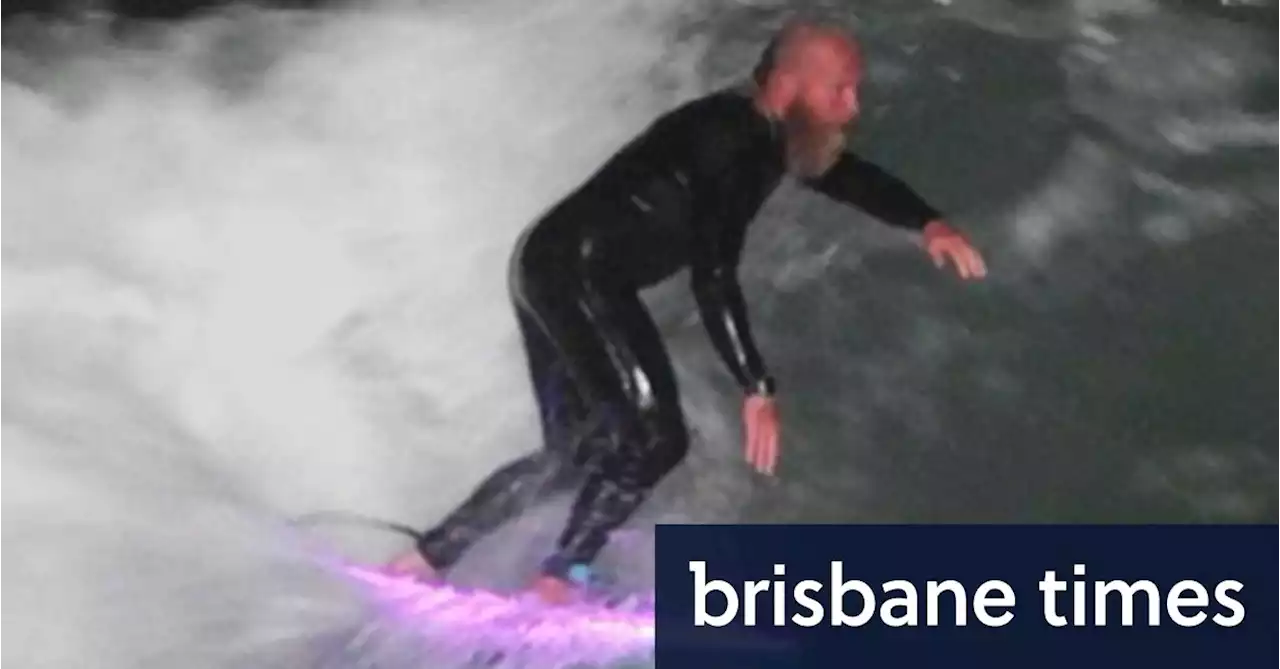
[781,106,847,178]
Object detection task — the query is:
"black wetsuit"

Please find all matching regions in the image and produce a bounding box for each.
[416,87,942,580]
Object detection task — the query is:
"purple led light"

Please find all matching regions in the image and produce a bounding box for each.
[341,563,655,666]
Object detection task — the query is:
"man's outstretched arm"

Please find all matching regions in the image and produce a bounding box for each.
[682,103,782,476]
[802,150,987,279]
[802,149,941,230]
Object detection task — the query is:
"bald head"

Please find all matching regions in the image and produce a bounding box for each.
[754,22,861,88]
[753,21,862,120]
[765,22,861,82]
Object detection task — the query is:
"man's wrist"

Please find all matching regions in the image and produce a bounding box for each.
[922,219,964,243]
[747,375,776,397]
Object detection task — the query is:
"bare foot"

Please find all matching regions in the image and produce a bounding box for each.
[384,550,440,583]
[529,575,577,605]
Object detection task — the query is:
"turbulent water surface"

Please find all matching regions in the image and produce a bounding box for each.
[3,0,1275,667]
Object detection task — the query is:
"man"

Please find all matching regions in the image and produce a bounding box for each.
[388,20,986,603]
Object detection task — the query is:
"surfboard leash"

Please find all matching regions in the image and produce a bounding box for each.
[289,510,426,542]
[288,405,617,543]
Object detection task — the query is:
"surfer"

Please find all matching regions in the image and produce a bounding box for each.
[388,20,986,603]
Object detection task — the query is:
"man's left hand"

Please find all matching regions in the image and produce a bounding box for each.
[922,220,986,280]
[743,394,780,476]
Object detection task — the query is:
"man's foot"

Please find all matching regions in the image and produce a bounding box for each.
[384,549,441,583]
[529,574,578,605]
[528,563,600,604]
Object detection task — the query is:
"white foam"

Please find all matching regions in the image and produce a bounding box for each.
[2,2,708,666]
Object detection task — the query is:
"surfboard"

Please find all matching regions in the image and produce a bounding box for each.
[292,511,655,665]
[339,561,655,666]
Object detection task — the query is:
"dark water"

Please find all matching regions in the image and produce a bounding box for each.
[654,0,1277,526]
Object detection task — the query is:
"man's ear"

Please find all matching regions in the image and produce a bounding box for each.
[762,71,800,114]
[777,71,803,100]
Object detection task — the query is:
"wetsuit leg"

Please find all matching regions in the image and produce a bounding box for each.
[522,282,692,579]
[414,308,584,570]
[517,310,595,459]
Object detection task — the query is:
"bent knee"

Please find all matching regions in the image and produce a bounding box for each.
[629,410,690,486]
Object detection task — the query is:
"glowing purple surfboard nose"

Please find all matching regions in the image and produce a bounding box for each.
[341,564,655,667]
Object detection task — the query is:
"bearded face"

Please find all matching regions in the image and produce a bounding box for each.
[780,97,850,178]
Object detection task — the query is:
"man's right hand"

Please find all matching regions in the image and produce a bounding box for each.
[743,394,780,475]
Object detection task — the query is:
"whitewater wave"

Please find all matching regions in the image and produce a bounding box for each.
[3,1,714,666]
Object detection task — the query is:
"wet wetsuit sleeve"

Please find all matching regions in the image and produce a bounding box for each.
[803,150,943,231]
[686,118,775,396]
